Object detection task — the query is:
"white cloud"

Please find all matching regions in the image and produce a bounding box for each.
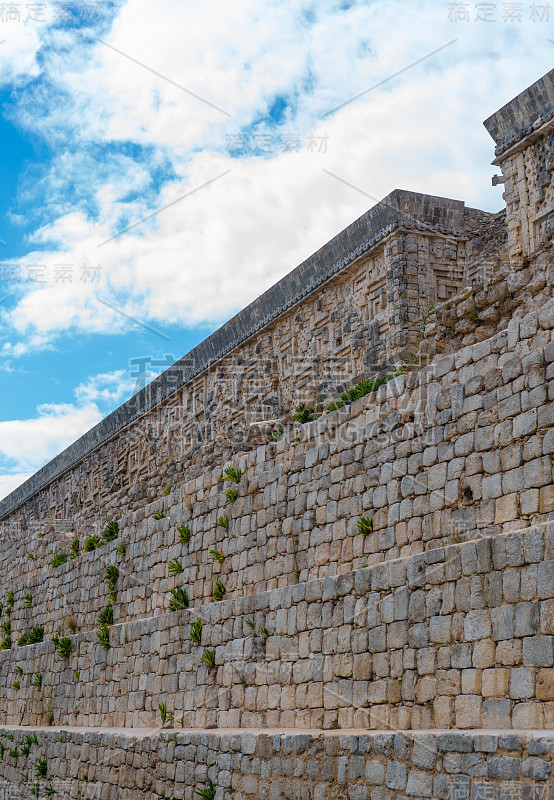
[0,471,35,500]
[0,402,102,469]
[0,369,137,499]
[1,1,553,357]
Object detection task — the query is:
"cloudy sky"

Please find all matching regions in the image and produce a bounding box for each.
[0,0,552,499]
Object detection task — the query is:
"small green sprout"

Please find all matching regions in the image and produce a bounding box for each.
[190,619,202,644]
[177,523,191,543]
[216,516,229,531]
[167,559,183,576]
[35,759,47,779]
[225,486,238,504]
[212,581,226,602]
[357,517,374,536]
[97,605,113,625]
[84,534,101,552]
[54,637,73,660]
[24,594,32,607]
[168,587,189,611]
[200,649,216,669]
[96,624,110,652]
[105,565,119,583]
[31,673,42,691]
[101,520,119,543]
[294,403,314,424]
[195,779,216,800]
[152,512,165,520]
[209,548,224,564]
[224,466,242,483]
[50,553,68,568]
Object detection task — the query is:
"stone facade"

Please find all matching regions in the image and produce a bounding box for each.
[0,194,490,529]
[484,69,554,262]
[0,69,553,800]
[0,727,550,800]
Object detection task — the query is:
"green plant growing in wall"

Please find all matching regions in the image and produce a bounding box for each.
[14,666,23,675]
[5,592,15,615]
[223,465,242,483]
[293,403,314,424]
[190,619,202,645]
[168,587,189,612]
[105,565,119,583]
[53,637,73,660]
[96,624,110,652]
[152,512,165,521]
[31,673,42,692]
[167,559,183,576]
[244,619,255,631]
[24,594,32,607]
[43,787,55,797]
[116,543,126,556]
[35,759,47,779]
[98,605,113,626]
[105,564,119,602]
[159,701,174,726]
[177,523,191,543]
[209,548,224,564]
[200,649,216,669]
[212,581,226,602]
[30,781,40,798]
[357,517,374,536]
[69,538,80,559]
[258,627,269,640]
[50,552,68,568]
[216,516,229,531]
[195,779,216,800]
[11,681,20,690]
[101,521,119,543]
[1,620,11,650]
[327,374,394,412]
[163,485,171,496]
[84,534,101,552]
[19,626,44,646]
[224,486,238,504]
[9,748,19,761]
[27,553,35,560]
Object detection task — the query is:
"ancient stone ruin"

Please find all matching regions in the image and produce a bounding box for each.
[0,69,553,799]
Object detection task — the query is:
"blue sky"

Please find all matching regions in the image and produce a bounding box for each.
[0,0,553,498]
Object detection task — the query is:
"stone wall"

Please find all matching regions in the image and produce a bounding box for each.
[0,301,552,647]
[0,522,552,731]
[0,727,550,800]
